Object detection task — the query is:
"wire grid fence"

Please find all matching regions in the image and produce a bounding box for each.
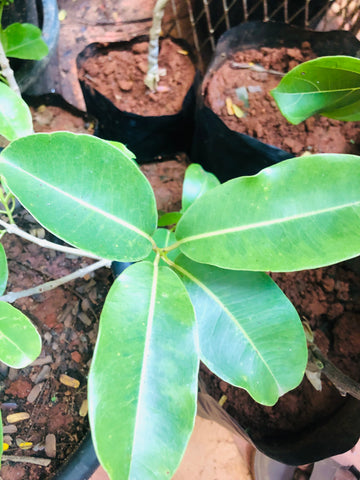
[164,0,360,68]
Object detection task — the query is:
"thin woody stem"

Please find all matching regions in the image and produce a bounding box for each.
[308,343,360,401]
[144,0,169,91]
[0,218,104,260]
[0,258,111,303]
[0,36,21,96]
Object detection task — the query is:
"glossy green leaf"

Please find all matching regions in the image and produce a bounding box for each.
[182,163,220,212]
[0,301,41,368]
[1,23,48,60]
[175,255,306,405]
[0,132,157,261]
[0,244,8,295]
[175,154,360,272]
[0,82,33,141]
[88,261,199,480]
[271,56,360,123]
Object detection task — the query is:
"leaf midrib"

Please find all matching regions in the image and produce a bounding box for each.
[177,199,360,246]
[130,262,159,475]
[1,160,153,242]
[174,262,281,391]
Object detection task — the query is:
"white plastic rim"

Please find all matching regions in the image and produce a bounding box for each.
[254,451,296,480]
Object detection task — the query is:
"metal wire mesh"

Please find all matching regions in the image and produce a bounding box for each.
[164,0,360,68]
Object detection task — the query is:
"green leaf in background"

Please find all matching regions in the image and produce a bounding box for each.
[0,244,8,295]
[181,163,220,212]
[1,23,48,60]
[175,255,306,405]
[175,154,360,272]
[0,301,41,368]
[89,261,198,480]
[0,82,33,141]
[271,56,360,123]
[0,132,157,261]
[158,211,182,227]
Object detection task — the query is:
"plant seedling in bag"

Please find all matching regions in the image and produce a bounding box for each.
[1,71,360,478]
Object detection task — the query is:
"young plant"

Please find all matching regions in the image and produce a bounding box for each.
[1,77,360,479]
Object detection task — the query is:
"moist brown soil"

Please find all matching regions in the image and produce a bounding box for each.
[0,103,187,479]
[205,44,360,156]
[78,38,196,116]
[200,261,360,443]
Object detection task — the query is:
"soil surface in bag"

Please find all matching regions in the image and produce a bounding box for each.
[204,44,360,157]
[0,102,188,480]
[200,262,360,464]
[78,38,195,116]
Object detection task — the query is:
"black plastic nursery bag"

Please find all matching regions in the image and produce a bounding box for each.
[77,36,198,164]
[191,21,360,182]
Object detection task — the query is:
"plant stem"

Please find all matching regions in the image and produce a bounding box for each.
[0,218,104,260]
[144,0,169,91]
[0,35,21,96]
[0,258,111,303]
[308,343,360,401]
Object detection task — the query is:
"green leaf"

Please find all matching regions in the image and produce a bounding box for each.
[106,141,136,163]
[174,255,307,405]
[158,211,182,227]
[175,154,360,272]
[1,23,48,60]
[0,132,157,261]
[0,301,41,368]
[182,163,220,212]
[88,261,198,480]
[0,244,8,295]
[271,56,360,124]
[0,82,33,141]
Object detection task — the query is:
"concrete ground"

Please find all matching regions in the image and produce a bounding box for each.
[89,416,255,480]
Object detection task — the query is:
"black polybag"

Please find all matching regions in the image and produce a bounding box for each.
[191,21,360,182]
[77,36,198,164]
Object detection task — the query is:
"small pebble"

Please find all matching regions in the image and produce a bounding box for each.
[1,402,18,409]
[71,351,82,363]
[8,368,19,381]
[7,412,30,423]
[81,298,91,312]
[78,312,91,327]
[27,382,44,403]
[44,332,52,344]
[79,399,88,417]
[3,435,12,445]
[34,365,50,384]
[118,80,133,91]
[45,433,56,458]
[59,374,80,389]
[0,362,9,378]
[3,424,17,434]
